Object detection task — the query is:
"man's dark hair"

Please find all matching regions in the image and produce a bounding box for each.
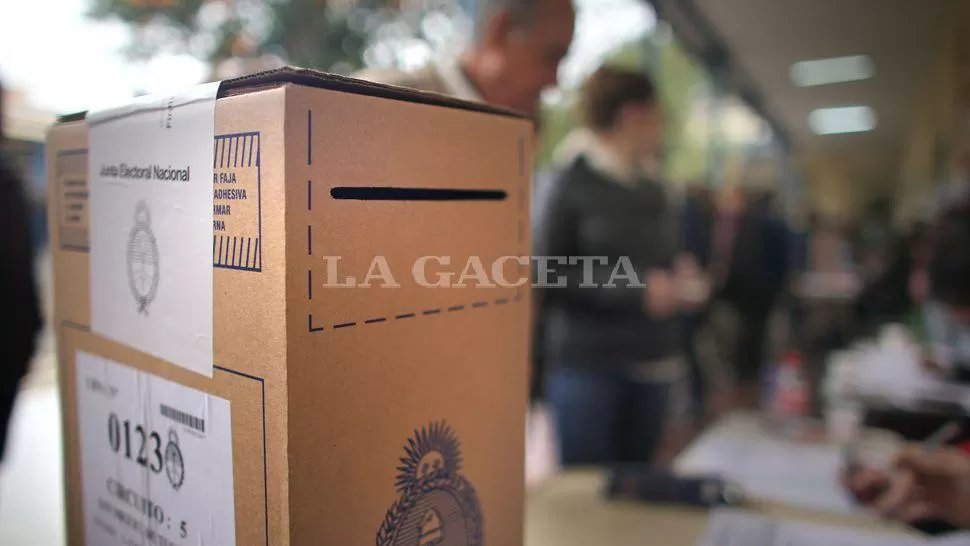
[579,65,657,132]
[929,205,970,307]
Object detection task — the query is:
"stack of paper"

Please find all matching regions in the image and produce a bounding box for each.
[846,328,970,411]
[698,511,970,546]
[853,341,926,405]
[676,419,861,514]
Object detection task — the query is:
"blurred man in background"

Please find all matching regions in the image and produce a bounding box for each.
[709,186,790,408]
[678,186,722,421]
[355,0,575,120]
[357,0,576,486]
[0,78,43,462]
[854,223,922,333]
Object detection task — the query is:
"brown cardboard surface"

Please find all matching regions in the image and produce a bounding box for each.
[47,120,90,329]
[285,85,531,545]
[48,69,532,546]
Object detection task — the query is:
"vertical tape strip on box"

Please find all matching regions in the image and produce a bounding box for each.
[87,82,220,376]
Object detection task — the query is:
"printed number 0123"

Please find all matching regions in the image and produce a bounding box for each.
[107,412,164,473]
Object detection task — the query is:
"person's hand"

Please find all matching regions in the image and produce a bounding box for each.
[842,465,894,507]
[920,349,949,378]
[643,270,678,318]
[843,446,970,527]
[910,269,930,302]
[674,254,700,277]
[679,274,711,310]
[673,254,710,309]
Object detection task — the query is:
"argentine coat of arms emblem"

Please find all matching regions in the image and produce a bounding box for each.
[126,201,159,315]
[376,421,484,546]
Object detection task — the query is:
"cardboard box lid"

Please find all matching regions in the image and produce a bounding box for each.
[57,66,527,123]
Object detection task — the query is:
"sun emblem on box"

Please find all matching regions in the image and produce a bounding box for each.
[165,429,185,491]
[376,421,484,546]
[126,201,159,315]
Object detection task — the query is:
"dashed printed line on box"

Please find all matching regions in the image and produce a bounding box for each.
[306,293,523,332]
[302,111,527,333]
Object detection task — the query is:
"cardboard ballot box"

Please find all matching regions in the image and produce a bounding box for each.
[47,68,532,546]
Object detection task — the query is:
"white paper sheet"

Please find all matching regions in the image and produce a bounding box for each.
[932,533,970,546]
[851,334,970,410]
[698,510,929,546]
[74,351,236,546]
[88,82,219,376]
[677,420,860,514]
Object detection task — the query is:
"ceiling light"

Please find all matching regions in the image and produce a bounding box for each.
[790,55,875,87]
[808,106,877,135]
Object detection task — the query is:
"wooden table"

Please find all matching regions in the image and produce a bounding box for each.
[526,412,911,546]
[526,470,911,546]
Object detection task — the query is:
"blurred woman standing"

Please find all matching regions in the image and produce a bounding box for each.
[533,66,701,466]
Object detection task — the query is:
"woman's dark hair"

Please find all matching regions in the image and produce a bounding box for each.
[579,65,657,132]
[929,205,970,307]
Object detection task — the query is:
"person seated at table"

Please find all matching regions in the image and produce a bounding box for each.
[864,207,970,442]
[534,65,703,467]
[843,442,970,534]
[922,204,970,381]
[854,224,922,335]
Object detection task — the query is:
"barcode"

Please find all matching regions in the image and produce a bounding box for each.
[160,404,205,433]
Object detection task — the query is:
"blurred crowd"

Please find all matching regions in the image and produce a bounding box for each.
[352,0,970,533]
[2,0,970,538]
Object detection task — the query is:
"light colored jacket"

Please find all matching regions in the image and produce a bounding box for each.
[354,60,482,102]
[353,64,451,95]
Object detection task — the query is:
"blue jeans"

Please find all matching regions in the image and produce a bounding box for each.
[546,367,671,466]
[681,312,707,419]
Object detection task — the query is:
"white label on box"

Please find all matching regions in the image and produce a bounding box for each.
[75,350,236,546]
[88,82,219,376]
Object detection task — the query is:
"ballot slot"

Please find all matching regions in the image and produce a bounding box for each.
[330,186,508,201]
[295,85,530,333]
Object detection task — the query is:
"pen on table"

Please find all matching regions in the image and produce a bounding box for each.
[876,421,962,516]
[923,420,961,453]
[842,439,861,476]
[846,420,961,470]
[883,421,961,517]
[844,420,961,508]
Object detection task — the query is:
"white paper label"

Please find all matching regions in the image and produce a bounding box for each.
[75,351,236,546]
[88,82,219,376]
